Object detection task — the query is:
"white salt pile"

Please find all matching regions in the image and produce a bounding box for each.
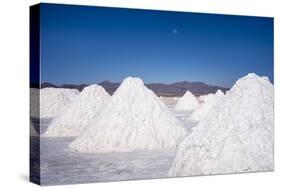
[169,73,274,176]
[43,85,110,137]
[189,90,224,121]
[198,91,220,104]
[69,77,186,153]
[40,88,79,119]
[198,94,207,103]
[215,89,224,98]
[175,91,199,111]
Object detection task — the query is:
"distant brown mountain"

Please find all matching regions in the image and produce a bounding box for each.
[41,80,229,96]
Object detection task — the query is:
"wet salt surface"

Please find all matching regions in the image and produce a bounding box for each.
[32,98,197,185]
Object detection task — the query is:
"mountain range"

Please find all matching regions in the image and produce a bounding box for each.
[41,80,229,96]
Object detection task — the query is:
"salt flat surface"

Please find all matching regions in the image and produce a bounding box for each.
[34,97,195,185]
[40,137,176,185]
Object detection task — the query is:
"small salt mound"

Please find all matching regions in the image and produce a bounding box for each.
[69,77,186,153]
[175,91,199,111]
[189,90,224,121]
[40,88,79,118]
[198,93,216,103]
[43,85,110,137]
[215,89,224,97]
[169,73,273,176]
[198,94,206,103]
[202,93,215,102]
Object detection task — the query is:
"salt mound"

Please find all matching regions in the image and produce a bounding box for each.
[175,91,199,111]
[69,77,186,153]
[198,94,207,103]
[43,85,110,137]
[198,91,222,104]
[40,88,79,118]
[200,93,214,103]
[189,90,224,121]
[169,73,273,176]
[215,89,224,97]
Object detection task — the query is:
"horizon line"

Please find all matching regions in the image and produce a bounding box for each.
[40,80,230,88]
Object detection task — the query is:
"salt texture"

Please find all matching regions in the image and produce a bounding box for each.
[215,89,224,97]
[169,73,274,176]
[189,90,224,121]
[43,85,110,137]
[198,94,206,103]
[69,77,186,153]
[175,91,199,111]
[40,88,79,118]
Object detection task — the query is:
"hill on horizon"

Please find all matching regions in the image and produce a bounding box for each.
[40,80,229,96]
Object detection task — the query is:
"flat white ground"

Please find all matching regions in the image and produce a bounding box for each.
[31,97,197,185]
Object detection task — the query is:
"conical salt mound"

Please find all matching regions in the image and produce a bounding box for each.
[189,90,225,121]
[43,85,110,137]
[169,73,273,176]
[69,77,186,153]
[40,88,79,118]
[199,93,214,103]
[198,94,206,103]
[175,91,199,111]
[215,89,224,97]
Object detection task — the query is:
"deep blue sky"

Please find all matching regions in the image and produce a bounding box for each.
[40,3,273,87]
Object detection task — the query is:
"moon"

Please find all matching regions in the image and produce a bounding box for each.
[172,29,178,34]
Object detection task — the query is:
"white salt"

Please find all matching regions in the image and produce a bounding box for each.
[43,85,110,137]
[69,77,186,153]
[175,91,199,111]
[169,73,274,176]
[189,90,224,121]
[40,88,79,118]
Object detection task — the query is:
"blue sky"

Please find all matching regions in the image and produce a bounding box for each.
[40,3,273,87]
